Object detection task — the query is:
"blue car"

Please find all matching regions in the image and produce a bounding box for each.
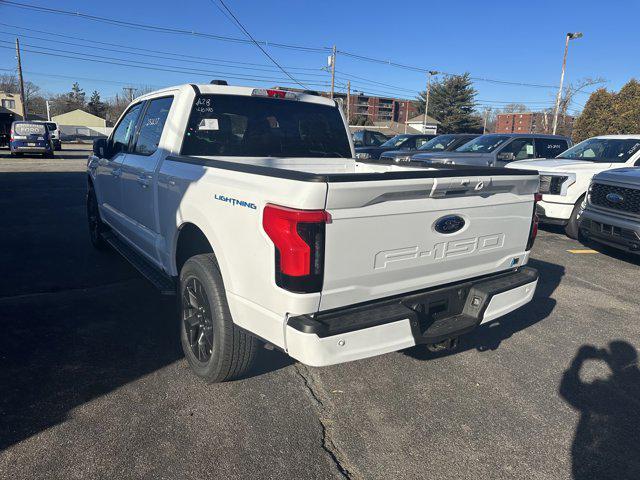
[10,121,55,157]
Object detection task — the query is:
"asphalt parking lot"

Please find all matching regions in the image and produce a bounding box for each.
[0,145,639,480]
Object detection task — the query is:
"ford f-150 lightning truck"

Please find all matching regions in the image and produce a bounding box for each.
[87,82,540,382]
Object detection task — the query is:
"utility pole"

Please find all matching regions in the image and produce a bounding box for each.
[404,101,409,133]
[15,38,27,120]
[46,100,51,121]
[483,107,492,134]
[329,45,336,99]
[552,32,582,135]
[346,80,351,124]
[423,70,437,134]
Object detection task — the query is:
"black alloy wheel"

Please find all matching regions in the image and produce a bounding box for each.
[182,277,215,363]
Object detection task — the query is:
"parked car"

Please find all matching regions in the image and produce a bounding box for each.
[352,129,389,147]
[580,167,640,253]
[87,82,540,382]
[379,133,480,163]
[9,121,55,157]
[411,133,572,168]
[507,135,640,239]
[35,121,62,150]
[354,134,436,160]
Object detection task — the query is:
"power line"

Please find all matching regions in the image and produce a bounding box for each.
[0,39,328,85]
[209,0,307,89]
[0,28,326,76]
[2,1,591,93]
[0,44,334,88]
[0,67,162,89]
[1,0,330,53]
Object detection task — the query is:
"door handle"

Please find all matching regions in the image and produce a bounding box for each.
[111,168,122,177]
[137,176,151,188]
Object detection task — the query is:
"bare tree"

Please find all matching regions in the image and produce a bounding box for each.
[0,73,18,94]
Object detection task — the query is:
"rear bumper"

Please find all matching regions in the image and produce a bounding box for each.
[285,267,538,366]
[580,208,640,254]
[11,143,51,153]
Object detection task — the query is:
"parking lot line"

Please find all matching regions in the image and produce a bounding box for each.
[566,249,599,254]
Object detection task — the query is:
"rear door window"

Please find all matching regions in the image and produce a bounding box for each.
[133,97,174,156]
[535,138,568,158]
[500,138,535,160]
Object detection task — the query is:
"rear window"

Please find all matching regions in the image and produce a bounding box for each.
[181,94,351,158]
[14,122,46,136]
[44,122,57,131]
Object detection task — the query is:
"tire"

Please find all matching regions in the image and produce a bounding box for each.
[10,152,22,157]
[565,195,586,240]
[87,188,109,250]
[44,151,54,158]
[179,253,258,382]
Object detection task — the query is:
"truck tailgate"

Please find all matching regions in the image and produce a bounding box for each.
[320,173,539,311]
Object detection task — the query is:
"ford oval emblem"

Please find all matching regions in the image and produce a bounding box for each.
[606,192,624,204]
[434,215,466,234]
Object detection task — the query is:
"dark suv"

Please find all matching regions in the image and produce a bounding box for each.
[411,133,572,167]
[355,133,436,160]
[379,133,479,162]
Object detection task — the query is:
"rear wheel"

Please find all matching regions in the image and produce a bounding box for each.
[565,195,586,240]
[87,188,108,250]
[179,253,258,382]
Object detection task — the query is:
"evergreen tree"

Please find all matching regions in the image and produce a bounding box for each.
[87,90,106,118]
[417,73,482,133]
[573,79,640,142]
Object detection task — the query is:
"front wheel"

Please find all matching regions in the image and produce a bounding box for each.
[565,195,586,240]
[179,254,258,382]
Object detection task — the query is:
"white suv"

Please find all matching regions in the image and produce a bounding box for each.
[507,135,640,238]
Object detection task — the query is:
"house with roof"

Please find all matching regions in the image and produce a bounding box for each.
[405,113,440,135]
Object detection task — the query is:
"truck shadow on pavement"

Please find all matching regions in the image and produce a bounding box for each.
[0,167,183,452]
[559,341,640,480]
[0,169,293,452]
[404,258,564,360]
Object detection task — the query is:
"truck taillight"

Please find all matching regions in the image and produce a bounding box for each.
[526,193,542,251]
[263,204,330,293]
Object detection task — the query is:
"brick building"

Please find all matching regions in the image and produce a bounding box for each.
[495,112,574,135]
[272,86,418,124]
[335,93,418,124]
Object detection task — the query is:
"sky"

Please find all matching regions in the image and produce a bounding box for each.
[1,0,639,115]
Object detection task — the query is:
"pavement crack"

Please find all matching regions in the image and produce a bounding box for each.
[293,363,357,479]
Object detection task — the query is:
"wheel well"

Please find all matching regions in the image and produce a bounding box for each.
[175,223,214,274]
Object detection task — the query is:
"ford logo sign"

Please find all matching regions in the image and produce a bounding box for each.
[434,215,466,234]
[606,192,624,204]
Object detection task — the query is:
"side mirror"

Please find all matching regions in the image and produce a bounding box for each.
[497,152,515,162]
[93,138,108,158]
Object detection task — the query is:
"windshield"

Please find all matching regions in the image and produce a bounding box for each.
[556,138,640,163]
[380,135,410,148]
[456,135,508,153]
[181,94,351,158]
[14,122,46,136]
[418,134,457,151]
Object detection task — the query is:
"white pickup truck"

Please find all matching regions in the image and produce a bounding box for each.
[507,135,640,238]
[87,82,540,382]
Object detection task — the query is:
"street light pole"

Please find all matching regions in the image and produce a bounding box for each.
[423,70,438,134]
[552,32,582,135]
